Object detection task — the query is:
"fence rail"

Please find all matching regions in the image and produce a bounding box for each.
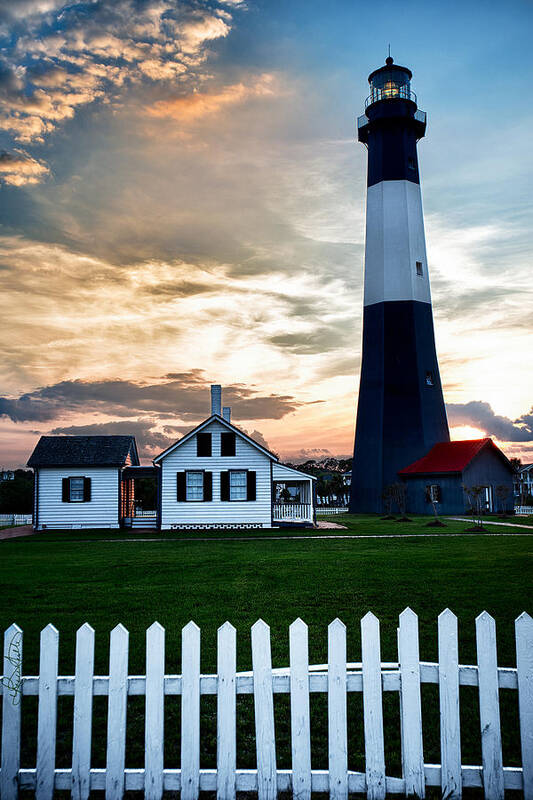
[0,514,32,527]
[1,610,532,799]
[515,506,533,515]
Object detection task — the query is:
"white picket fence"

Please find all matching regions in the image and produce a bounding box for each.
[0,514,32,527]
[515,506,533,515]
[1,610,532,799]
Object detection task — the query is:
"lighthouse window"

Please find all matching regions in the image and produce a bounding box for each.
[416,261,423,276]
[425,371,434,386]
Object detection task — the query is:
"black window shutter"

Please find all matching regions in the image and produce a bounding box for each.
[220,471,230,501]
[247,471,256,501]
[177,472,187,501]
[221,432,236,457]
[203,472,212,501]
[197,433,212,457]
[62,477,70,502]
[436,485,442,502]
[83,477,91,502]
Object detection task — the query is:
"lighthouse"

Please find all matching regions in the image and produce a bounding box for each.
[349,57,449,513]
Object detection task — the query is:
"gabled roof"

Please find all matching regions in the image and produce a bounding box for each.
[153,414,279,463]
[398,438,512,476]
[272,463,317,481]
[28,435,139,467]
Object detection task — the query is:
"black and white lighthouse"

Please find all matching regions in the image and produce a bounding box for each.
[349,57,449,513]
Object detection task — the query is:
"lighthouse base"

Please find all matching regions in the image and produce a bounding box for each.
[349,300,449,514]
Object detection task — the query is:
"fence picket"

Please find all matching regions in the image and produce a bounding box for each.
[328,618,347,800]
[72,624,95,800]
[106,624,129,800]
[217,622,237,800]
[438,609,461,800]
[398,608,425,799]
[476,612,504,800]
[145,622,165,800]
[1,624,23,800]
[36,624,59,800]
[361,612,385,800]
[252,619,277,800]
[182,621,201,800]
[290,618,311,800]
[515,613,533,800]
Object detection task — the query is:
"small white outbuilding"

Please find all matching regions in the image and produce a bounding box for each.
[28,435,139,530]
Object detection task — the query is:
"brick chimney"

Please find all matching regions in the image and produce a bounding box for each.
[211,385,222,416]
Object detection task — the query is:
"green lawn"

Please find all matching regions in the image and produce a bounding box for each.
[1,516,531,783]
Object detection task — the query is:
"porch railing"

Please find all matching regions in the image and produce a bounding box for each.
[273,503,312,521]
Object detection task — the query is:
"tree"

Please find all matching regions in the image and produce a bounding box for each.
[424,484,446,527]
[390,482,410,521]
[495,484,511,516]
[509,457,522,472]
[381,485,395,519]
[463,484,486,530]
[0,473,33,513]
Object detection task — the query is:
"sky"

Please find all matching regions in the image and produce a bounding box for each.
[0,0,532,468]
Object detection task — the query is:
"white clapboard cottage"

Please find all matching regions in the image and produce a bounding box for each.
[27,386,315,530]
[154,386,315,529]
[27,435,139,530]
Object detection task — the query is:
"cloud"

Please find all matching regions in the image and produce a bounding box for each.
[0,149,49,185]
[447,401,533,442]
[50,418,183,456]
[0,371,306,424]
[0,0,243,146]
[145,74,278,121]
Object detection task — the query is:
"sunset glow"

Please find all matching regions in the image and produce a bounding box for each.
[1,0,532,467]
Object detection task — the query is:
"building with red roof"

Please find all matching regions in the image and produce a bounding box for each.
[398,438,514,515]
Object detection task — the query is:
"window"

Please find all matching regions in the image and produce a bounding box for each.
[230,470,247,501]
[221,432,236,457]
[197,433,212,457]
[429,485,440,502]
[416,261,423,276]
[69,477,84,502]
[186,471,204,501]
[425,371,434,386]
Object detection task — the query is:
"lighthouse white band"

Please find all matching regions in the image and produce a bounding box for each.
[363,180,432,307]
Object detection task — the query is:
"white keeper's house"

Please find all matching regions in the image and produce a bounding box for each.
[28,386,316,530]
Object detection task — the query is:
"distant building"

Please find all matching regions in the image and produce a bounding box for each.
[398,438,514,515]
[514,463,533,504]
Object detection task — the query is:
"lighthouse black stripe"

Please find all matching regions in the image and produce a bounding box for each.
[349,300,450,513]
[364,99,425,188]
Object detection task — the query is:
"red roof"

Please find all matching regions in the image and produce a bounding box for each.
[399,438,498,475]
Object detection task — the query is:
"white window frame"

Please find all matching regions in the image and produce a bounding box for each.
[69,476,85,502]
[229,470,247,501]
[186,470,204,502]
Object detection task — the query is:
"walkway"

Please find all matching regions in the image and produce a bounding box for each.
[449,517,533,530]
[0,525,35,541]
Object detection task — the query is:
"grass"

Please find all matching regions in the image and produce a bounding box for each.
[17,512,533,542]
[1,515,532,788]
